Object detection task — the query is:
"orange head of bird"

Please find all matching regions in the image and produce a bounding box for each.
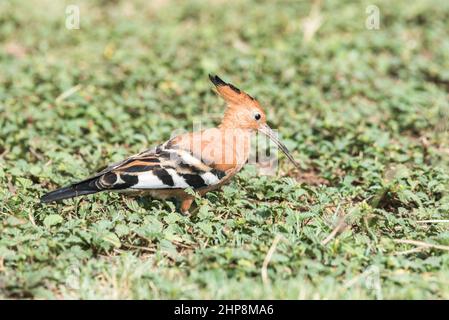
[209,74,300,169]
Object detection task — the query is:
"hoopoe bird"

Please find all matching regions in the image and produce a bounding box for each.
[41,75,300,214]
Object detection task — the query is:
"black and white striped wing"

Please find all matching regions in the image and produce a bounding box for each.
[94,144,227,191]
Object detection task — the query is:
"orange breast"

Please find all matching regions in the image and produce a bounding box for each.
[170,128,252,173]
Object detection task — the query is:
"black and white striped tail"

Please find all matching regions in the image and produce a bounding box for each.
[41,142,227,203]
[40,178,100,203]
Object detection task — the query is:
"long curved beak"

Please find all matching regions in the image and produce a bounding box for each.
[258,123,301,169]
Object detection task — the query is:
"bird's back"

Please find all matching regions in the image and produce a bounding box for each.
[41,127,251,202]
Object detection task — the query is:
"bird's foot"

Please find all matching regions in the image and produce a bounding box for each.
[179,197,194,216]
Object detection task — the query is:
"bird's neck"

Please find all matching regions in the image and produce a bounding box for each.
[219,106,252,130]
[220,127,252,169]
[195,127,253,173]
[171,127,253,173]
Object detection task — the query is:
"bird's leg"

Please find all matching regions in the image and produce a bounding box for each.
[180,196,195,215]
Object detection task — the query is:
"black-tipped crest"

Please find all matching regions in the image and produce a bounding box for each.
[209,74,241,94]
[209,74,227,87]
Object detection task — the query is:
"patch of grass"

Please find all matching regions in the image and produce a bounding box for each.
[1,0,449,299]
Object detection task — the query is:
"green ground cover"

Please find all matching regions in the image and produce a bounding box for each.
[0,0,449,299]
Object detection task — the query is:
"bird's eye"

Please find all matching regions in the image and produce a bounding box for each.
[254,113,261,120]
